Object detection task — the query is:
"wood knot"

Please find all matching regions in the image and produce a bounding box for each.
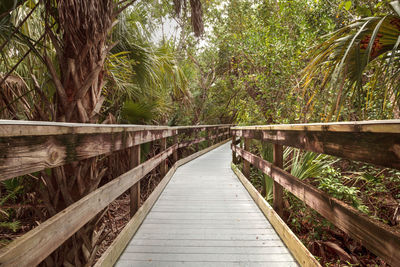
[50,151,59,163]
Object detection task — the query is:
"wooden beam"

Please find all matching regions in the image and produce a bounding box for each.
[130,145,141,217]
[0,129,177,181]
[231,119,400,133]
[273,144,284,217]
[231,135,236,163]
[173,135,178,163]
[0,145,176,267]
[95,139,230,267]
[232,129,400,170]
[0,120,231,137]
[231,163,320,267]
[243,138,250,178]
[195,129,200,151]
[178,137,206,148]
[0,120,173,137]
[232,145,400,266]
[160,138,167,177]
[176,125,231,135]
[177,131,229,149]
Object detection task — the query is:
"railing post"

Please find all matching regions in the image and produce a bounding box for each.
[173,134,178,163]
[273,144,284,217]
[206,127,210,147]
[231,133,237,164]
[160,137,167,177]
[210,128,214,145]
[195,128,200,151]
[243,138,250,178]
[130,145,140,217]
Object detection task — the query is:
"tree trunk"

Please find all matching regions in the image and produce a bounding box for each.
[41,1,116,265]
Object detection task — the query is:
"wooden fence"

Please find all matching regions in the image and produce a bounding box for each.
[0,120,230,266]
[231,120,400,266]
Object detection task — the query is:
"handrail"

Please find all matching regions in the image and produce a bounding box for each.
[0,120,230,137]
[232,119,400,169]
[0,120,231,180]
[231,120,400,266]
[231,119,400,132]
[0,120,232,266]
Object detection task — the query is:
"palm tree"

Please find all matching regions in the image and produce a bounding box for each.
[0,0,204,265]
[303,0,400,120]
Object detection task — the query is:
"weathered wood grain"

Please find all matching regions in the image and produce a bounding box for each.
[0,120,172,137]
[178,131,229,149]
[0,129,177,180]
[176,125,231,134]
[0,121,230,137]
[130,145,141,217]
[0,145,176,267]
[231,119,400,133]
[273,144,284,217]
[243,138,250,178]
[178,137,207,149]
[232,145,400,266]
[232,129,400,169]
[173,135,179,163]
[231,135,237,163]
[231,163,320,267]
[160,138,168,177]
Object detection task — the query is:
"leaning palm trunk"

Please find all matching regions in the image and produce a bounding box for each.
[47,0,113,123]
[41,1,115,266]
[1,0,202,265]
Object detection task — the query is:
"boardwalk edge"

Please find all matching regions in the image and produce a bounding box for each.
[231,163,321,267]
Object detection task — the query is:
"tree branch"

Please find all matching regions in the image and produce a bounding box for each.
[44,55,68,110]
[114,0,137,17]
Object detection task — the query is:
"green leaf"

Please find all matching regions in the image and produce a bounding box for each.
[344,1,352,11]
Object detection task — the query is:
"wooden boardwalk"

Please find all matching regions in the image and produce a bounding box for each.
[116,143,297,267]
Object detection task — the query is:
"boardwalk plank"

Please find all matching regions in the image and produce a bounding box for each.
[123,246,290,254]
[116,261,298,267]
[118,253,295,262]
[116,143,298,266]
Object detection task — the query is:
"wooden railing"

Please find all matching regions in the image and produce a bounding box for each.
[231,120,400,266]
[0,120,231,266]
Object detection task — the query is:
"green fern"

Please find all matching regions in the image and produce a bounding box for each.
[0,221,20,232]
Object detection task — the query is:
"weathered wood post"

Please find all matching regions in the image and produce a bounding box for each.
[210,127,214,145]
[231,132,237,164]
[195,128,200,152]
[273,144,284,217]
[173,134,178,163]
[130,145,141,217]
[243,138,250,178]
[206,127,210,147]
[160,137,168,177]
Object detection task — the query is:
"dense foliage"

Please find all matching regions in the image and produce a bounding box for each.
[1,0,400,266]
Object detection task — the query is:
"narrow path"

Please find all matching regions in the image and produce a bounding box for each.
[116,143,297,266]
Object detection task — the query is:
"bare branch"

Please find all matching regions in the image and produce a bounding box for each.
[44,55,68,110]
[114,0,137,17]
